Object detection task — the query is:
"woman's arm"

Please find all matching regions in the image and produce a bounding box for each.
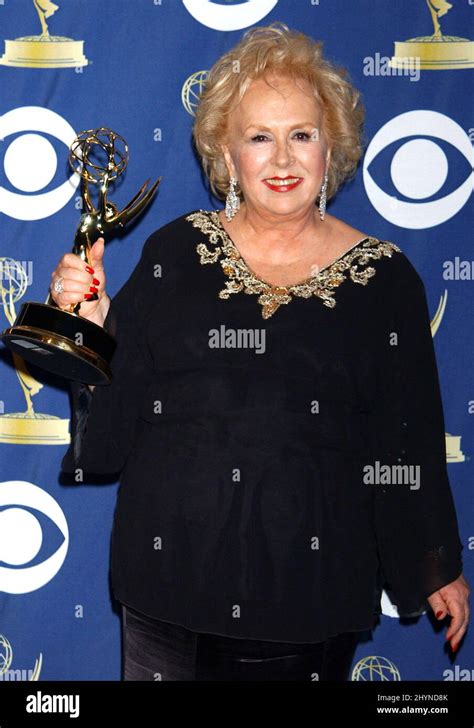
[371,254,469,649]
[61,230,160,476]
[86,293,111,393]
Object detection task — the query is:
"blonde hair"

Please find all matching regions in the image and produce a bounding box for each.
[193,22,365,202]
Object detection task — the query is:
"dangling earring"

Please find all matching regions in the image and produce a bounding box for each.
[225,176,240,221]
[319,172,328,221]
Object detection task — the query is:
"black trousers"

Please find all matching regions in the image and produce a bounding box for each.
[122,605,360,681]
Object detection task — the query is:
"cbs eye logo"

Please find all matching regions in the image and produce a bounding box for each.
[0,481,69,594]
[363,110,473,230]
[0,106,80,221]
[182,0,278,31]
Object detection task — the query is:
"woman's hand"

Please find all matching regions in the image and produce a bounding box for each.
[428,574,470,652]
[50,237,110,328]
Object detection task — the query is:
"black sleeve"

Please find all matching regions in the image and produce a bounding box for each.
[60,230,159,476]
[370,255,463,616]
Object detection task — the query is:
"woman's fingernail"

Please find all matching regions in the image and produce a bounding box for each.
[89,286,98,293]
[84,293,93,299]
[452,642,459,652]
[92,278,100,286]
[436,611,443,619]
[85,265,94,274]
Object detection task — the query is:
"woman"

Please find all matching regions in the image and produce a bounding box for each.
[54,24,469,681]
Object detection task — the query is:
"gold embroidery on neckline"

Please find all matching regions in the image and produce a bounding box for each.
[187,209,402,319]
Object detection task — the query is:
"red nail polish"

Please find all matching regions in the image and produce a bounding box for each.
[92,278,100,285]
[436,611,443,619]
[90,286,98,293]
[85,265,94,274]
[452,643,459,652]
[84,293,92,299]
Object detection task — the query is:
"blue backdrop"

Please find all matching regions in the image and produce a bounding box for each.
[0,0,472,681]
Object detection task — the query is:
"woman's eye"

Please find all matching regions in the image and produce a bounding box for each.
[250,135,270,143]
[293,131,311,141]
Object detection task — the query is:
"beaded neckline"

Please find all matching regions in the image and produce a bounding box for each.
[213,211,371,285]
[187,209,401,319]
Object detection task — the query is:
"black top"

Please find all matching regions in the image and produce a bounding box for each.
[61,209,463,643]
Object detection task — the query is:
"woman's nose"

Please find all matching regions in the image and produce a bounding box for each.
[272,140,294,168]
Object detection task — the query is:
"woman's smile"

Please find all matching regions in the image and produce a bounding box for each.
[261,176,304,192]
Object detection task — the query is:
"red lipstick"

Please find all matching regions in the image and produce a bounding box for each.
[262,176,303,193]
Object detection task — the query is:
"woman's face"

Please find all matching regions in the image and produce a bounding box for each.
[222,74,330,220]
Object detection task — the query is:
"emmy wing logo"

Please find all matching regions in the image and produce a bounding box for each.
[390,0,474,70]
[351,655,401,681]
[0,1,88,69]
[0,259,70,445]
[182,71,209,116]
[0,634,43,682]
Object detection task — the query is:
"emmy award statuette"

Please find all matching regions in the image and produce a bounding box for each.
[390,0,474,70]
[0,128,160,385]
[0,1,88,69]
